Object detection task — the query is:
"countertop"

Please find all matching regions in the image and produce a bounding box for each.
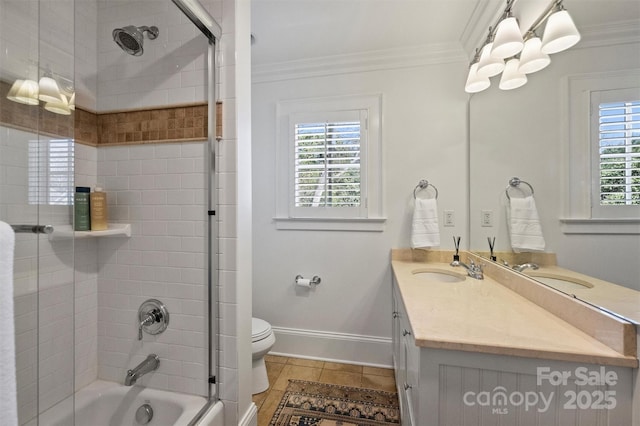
[391,259,638,368]
[524,265,640,325]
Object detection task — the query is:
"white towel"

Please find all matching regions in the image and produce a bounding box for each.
[411,198,440,248]
[0,221,17,426]
[507,196,546,252]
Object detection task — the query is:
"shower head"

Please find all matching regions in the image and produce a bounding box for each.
[112,25,159,56]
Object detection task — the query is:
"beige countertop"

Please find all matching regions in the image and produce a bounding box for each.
[392,258,638,368]
[523,265,640,325]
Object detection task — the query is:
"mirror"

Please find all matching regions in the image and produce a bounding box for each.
[469,0,640,322]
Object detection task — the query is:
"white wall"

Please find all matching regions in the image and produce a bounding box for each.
[469,41,640,289]
[252,59,469,365]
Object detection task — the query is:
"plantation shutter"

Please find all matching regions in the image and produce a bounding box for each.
[29,139,74,205]
[598,100,640,206]
[294,119,361,208]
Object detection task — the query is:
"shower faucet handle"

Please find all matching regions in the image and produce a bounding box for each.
[137,299,169,341]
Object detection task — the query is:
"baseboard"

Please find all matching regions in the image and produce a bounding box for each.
[270,326,392,368]
[238,402,257,426]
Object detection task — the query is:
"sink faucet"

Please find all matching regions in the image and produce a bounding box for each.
[125,354,160,386]
[512,263,539,272]
[452,259,484,280]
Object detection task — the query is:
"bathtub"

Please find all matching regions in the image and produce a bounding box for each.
[37,380,223,426]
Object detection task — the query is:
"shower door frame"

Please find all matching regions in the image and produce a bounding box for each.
[170,0,222,423]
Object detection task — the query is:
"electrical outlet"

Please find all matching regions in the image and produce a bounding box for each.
[444,210,455,227]
[481,210,493,227]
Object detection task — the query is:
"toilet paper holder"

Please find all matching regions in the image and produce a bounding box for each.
[295,275,321,286]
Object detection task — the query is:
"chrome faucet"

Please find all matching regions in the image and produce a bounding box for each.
[125,354,160,386]
[452,259,484,280]
[512,263,539,272]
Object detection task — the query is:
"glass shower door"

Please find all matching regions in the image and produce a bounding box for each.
[1,0,76,424]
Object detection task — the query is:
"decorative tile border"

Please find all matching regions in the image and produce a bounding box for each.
[97,104,208,146]
[1,79,208,146]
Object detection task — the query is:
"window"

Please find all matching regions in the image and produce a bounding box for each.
[562,71,640,234]
[594,96,640,206]
[590,88,640,219]
[29,138,74,205]
[276,95,384,231]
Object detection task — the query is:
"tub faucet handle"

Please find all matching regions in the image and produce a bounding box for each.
[137,299,169,341]
[138,312,157,340]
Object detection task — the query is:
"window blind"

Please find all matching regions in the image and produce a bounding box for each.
[28,139,74,205]
[294,121,361,208]
[598,100,640,205]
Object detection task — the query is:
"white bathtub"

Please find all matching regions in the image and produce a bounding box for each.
[36,380,223,426]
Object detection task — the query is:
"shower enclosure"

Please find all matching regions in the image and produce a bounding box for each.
[0,0,222,423]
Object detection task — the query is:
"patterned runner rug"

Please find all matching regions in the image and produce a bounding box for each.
[269,379,400,426]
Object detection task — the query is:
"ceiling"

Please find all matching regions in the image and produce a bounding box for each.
[250,0,640,67]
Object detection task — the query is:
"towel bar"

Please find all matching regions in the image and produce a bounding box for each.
[505,177,534,200]
[413,179,439,199]
[10,224,54,234]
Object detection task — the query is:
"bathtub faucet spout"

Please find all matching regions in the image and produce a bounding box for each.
[125,354,160,386]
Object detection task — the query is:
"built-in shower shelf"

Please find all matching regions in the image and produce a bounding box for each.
[49,223,131,240]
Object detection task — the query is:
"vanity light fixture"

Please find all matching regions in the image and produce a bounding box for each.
[518,33,551,74]
[38,74,62,103]
[10,79,40,105]
[499,58,527,90]
[491,14,524,59]
[464,50,491,93]
[6,71,75,115]
[44,94,71,115]
[476,29,505,78]
[465,0,580,93]
[541,2,581,54]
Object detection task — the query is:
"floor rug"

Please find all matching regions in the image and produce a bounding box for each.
[269,379,400,426]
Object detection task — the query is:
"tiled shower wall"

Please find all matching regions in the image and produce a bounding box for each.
[95,141,209,395]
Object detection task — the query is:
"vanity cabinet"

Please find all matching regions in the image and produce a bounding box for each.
[391,276,636,426]
[392,284,419,425]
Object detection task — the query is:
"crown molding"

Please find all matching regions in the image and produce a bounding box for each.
[577,20,640,49]
[252,43,468,84]
[459,0,505,58]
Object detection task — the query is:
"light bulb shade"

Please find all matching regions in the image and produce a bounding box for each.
[38,76,62,103]
[12,79,40,105]
[518,36,551,74]
[476,42,505,78]
[465,63,490,93]
[499,58,527,90]
[541,9,580,54]
[6,79,25,103]
[491,17,524,59]
[44,94,71,115]
[68,92,76,110]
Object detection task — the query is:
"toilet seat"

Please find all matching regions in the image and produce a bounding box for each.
[252,317,273,342]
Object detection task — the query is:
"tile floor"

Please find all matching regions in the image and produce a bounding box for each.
[253,354,398,426]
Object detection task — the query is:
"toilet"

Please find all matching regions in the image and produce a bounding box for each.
[251,317,276,394]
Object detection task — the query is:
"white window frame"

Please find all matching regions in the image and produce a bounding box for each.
[275,94,385,231]
[561,70,640,234]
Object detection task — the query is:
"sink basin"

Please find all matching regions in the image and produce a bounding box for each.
[527,272,594,291]
[412,269,466,283]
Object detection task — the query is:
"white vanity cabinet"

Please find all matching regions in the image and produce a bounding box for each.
[391,276,636,426]
[392,283,419,425]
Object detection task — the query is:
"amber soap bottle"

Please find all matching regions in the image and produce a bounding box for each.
[90,187,108,231]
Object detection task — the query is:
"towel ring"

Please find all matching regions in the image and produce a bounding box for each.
[505,177,534,200]
[413,179,438,199]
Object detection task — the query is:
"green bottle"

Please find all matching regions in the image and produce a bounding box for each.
[74,187,91,231]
